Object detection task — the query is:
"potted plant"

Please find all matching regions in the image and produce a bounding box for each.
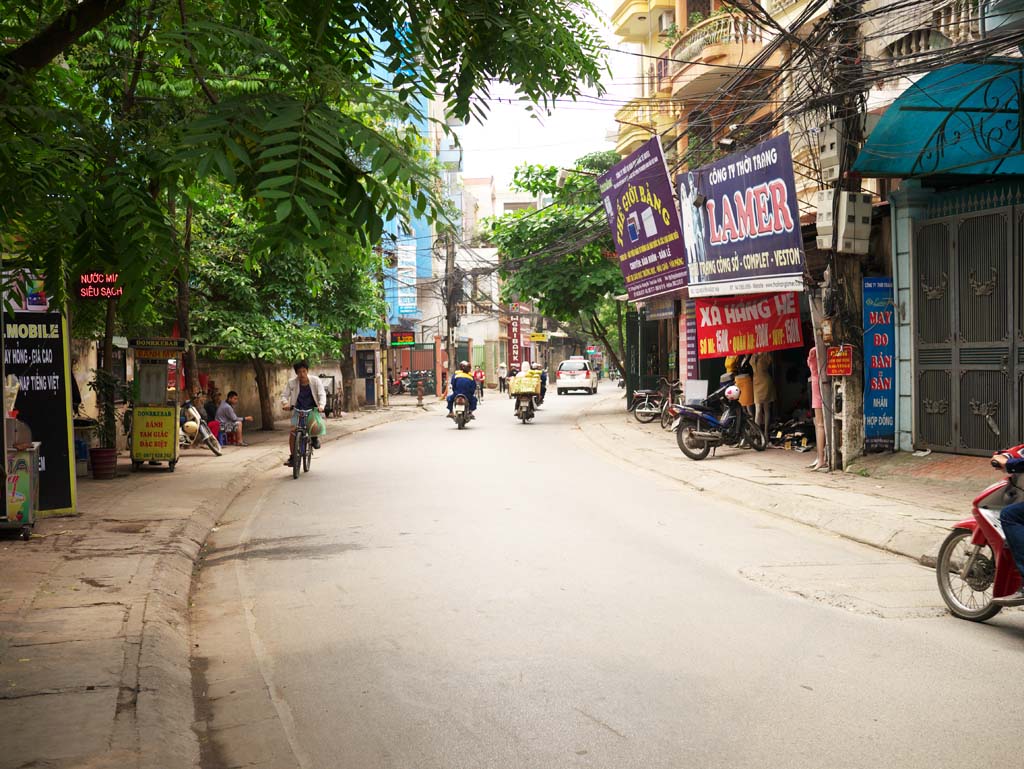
[86,369,128,479]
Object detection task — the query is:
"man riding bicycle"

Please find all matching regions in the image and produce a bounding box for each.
[282,360,327,467]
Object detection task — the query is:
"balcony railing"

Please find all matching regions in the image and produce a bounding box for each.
[668,13,766,78]
[614,99,659,132]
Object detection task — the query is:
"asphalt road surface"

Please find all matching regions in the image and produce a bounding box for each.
[193,385,1024,769]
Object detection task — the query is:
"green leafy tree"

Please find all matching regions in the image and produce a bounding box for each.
[486,150,627,376]
[189,196,383,425]
[1,1,607,309]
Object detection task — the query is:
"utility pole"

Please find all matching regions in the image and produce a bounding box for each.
[823,0,866,471]
[374,235,397,408]
[444,232,457,381]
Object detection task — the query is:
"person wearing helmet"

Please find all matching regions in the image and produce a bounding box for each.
[447,360,478,418]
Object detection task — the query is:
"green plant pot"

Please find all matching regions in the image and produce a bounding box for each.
[89,447,119,480]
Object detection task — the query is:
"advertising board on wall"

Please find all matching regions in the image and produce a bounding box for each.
[694,292,803,359]
[598,137,688,301]
[394,242,418,315]
[863,278,896,451]
[678,133,805,297]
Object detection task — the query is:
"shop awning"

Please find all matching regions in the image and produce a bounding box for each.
[853,58,1024,178]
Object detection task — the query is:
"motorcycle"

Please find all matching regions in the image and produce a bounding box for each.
[180,399,223,456]
[936,446,1024,621]
[630,387,665,424]
[672,381,765,460]
[389,370,410,396]
[452,394,473,429]
[514,393,535,423]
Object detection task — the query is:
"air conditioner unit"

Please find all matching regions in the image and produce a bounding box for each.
[657,10,676,34]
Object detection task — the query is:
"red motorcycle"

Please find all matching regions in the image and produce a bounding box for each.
[936,444,1024,621]
[388,370,410,396]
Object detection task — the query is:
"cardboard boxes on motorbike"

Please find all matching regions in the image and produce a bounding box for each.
[509,374,541,395]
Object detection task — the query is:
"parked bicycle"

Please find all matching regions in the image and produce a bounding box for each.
[290,408,314,479]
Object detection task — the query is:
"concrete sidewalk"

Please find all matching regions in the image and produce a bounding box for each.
[576,393,993,565]
[0,404,435,769]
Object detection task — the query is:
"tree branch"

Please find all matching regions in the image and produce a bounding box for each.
[177,0,219,105]
[0,0,129,77]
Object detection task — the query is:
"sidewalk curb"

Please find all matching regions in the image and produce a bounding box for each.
[134,407,431,768]
[574,396,951,566]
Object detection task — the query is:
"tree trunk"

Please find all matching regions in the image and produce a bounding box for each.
[587,311,626,382]
[252,358,276,430]
[340,330,358,413]
[175,199,200,398]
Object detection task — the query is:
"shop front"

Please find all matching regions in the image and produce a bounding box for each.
[854,59,1024,455]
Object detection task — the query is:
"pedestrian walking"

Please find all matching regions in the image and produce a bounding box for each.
[497,361,507,393]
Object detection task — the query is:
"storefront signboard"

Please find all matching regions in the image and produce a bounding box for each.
[863,278,896,451]
[677,133,805,297]
[77,271,123,300]
[597,137,688,301]
[3,311,76,513]
[507,314,522,371]
[643,297,676,321]
[826,345,854,377]
[395,242,418,315]
[695,292,803,359]
[390,331,415,347]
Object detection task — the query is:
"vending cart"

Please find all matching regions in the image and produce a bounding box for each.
[129,338,184,472]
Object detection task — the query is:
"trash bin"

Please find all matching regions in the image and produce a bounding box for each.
[4,443,39,540]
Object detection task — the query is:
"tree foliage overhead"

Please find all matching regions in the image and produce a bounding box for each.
[0,0,607,312]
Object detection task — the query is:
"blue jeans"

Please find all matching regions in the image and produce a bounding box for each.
[1000,501,1024,578]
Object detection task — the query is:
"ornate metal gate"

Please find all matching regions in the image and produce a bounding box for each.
[914,206,1019,455]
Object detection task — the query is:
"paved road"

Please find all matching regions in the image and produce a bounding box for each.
[193,385,1024,769]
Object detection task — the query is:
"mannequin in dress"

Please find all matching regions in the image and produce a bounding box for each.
[750,352,775,432]
[807,346,826,470]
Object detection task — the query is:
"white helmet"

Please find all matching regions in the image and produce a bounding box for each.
[182,420,199,437]
[724,385,741,401]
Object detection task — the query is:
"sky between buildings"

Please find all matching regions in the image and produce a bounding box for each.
[458,0,638,187]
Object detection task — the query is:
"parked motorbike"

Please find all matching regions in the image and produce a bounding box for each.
[452,394,473,429]
[514,393,535,424]
[936,446,1024,621]
[180,399,222,456]
[630,387,665,424]
[672,382,765,460]
[389,370,410,396]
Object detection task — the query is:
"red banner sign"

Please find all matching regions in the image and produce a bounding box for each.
[695,292,803,359]
[507,314,521,370]
[826,344,854,377]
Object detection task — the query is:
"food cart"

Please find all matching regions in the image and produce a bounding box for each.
[129,337,184,472]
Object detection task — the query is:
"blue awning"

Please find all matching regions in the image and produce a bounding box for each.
[853,58,1024,178]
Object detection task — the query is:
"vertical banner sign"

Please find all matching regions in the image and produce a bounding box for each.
[597,137,689,301]
[695,292,803,358]
[507,314,522,371]
[863,278,895,451]
[677,133,805,297]
[4,311,76,513]
[395,242,418,315]
[685,299,699,380]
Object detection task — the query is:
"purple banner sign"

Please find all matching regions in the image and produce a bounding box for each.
[677,133,805,298]
[598,138,688,301]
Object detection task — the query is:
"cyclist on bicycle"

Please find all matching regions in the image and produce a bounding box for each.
[282,360,327,467]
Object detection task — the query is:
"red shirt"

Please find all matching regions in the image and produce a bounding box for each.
[473,370,485,382]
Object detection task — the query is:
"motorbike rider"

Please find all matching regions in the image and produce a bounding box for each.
[533,362,547,401]
[446,361,478,418]
[992,451,1024,605]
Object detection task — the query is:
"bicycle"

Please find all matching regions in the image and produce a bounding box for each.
[290,408,315,479]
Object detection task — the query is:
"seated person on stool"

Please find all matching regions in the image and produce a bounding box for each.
[215,390,254,445]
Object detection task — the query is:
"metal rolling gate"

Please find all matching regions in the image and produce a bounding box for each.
[913,204,1022,455]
